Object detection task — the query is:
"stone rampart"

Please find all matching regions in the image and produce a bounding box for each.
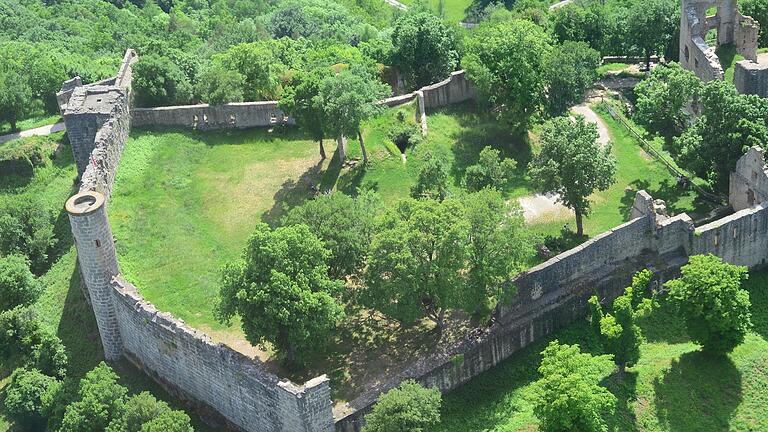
[129,70,476,131]
[729,147,768,210]
[131,101,294,130]
[111,277,333,432]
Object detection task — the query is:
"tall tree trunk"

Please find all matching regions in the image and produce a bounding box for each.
[358,130,368,164]
[575,207,584,237]
[435,308,446,334]
[319,138,326,160]
[337,135,347,163]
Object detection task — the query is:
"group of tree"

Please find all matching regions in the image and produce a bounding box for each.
[4,363,193,432]
[217,185,533,366]
[531,255,753,431]
[463,18,601,133]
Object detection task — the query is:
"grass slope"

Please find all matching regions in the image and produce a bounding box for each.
[439,271,768,432]
[0,134,215,432]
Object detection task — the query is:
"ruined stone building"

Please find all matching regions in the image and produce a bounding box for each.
[679,0,768,96]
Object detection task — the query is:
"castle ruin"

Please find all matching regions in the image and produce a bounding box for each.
[62,49,768,432]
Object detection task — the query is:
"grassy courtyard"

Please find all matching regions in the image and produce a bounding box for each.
[438,271,768,432]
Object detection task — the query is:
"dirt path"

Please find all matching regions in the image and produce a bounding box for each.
[518,102,610,223]
[383,0,407,10]
[0,122,66,145]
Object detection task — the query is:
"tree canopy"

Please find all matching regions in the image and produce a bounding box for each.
[363,380,442,432]
[635,62,701,137]
[528,115,616,236]
[665,254,752,354]
[216,223,345,366]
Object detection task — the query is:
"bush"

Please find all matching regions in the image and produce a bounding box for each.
[106,392,193,432]
[0,199,57,273]
[0,134,58,175]
[3,367,61,430]
[0,254,43,311]
[139,410,194,432]
[133,54,193,107]
[363,380,441,432]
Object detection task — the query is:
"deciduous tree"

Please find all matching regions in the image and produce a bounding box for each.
[216,223,345,366]
[463,19,552,133]
[531,341,616,432]
[133,55,193,107]
[528,115,616,236]
[0,254,43,312]
[463,146,517,191]
[665,254,752,354]
[635,62,701,137]
[3,368,61,430]
[628,0,678,69]
[411,151,451,200]
[544,41,600,116]
[279,68,332,158]
[196,63,245,105]
[60,363,127,432]
[390,11,459,90]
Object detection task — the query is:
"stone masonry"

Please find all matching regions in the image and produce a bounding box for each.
[730,146,768,210]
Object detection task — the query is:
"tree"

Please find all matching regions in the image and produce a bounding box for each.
[0,307,68,378]
[213,42,284,101]
[364,198,469,331]
[588,270,656,372]
[216,223,345,366]
[61,363,128,432]
[0,67,32,132]
[411,151,451,200]
[107,392,192,432]
[196,63,245,105]
[362,380,441,432]
[528,115,616,236]
[0,254,43,312]
[463,146,517,191]
[3,368,61,430]
[282,191,379,278]
[550,4,606,53]
[544,41,601,116]
[742,0,768,46]
[673,80,768,191]
[317,67,390,163]
[464,188,531,315]
[279,68,332,158]
[463,19,552,133]
[0,199,57,273]
[390,11,459,90]
[628,0,678,69]
[531,341,616,432]
[664,254,752,354]
[133,54,193,107]
[634,62,701,137]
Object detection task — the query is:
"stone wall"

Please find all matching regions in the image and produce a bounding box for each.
[729,147,768,210]
[129,70,476,131]
[131,101,294,130]
[735,53,768,97]
[111,277,334,432]
[679,0,761,82]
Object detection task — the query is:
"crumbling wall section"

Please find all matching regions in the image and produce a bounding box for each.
[131,102,294,130]
[729,147,768,210]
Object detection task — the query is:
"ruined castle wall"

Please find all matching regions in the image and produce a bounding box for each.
[79,100,132,198]
[110,277,334,432]
[419,70,476,110]
[729,147,768,210]
[131,102,294,130]
[692,202,768,266]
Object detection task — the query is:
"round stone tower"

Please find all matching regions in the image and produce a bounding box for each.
[66,191,123,361]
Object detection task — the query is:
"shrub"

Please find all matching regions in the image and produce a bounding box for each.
[139,410,194,432]
[0,134,58,175]
[410,151,450,200]
[0,254,43,311]
[363,380,441,432]
[3,367,61,430]
[107,392,193,432]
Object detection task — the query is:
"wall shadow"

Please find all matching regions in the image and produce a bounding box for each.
[653,351,742,432]
[57,267,104,379]
[638,301,691,345]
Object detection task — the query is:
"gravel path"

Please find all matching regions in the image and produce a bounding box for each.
[518,103,610,223]
[0,122,66,145]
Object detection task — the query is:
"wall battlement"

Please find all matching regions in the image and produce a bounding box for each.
[65,49,768,432]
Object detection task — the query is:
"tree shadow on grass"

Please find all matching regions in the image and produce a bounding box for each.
[261,159,326,226]
[653,351,742,432]
[57,267,103,379]
[744,272,768,341]
[619,179,715,221]
[603,371,640,432]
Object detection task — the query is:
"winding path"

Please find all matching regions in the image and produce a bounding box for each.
[518,102,610,223]
[0,121,66,145]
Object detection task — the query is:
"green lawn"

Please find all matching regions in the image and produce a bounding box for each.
[0,114,61,136]
[396,0,472,23]
[0,134,215,432]
[439,270,768,432]
[717,44,745,83]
